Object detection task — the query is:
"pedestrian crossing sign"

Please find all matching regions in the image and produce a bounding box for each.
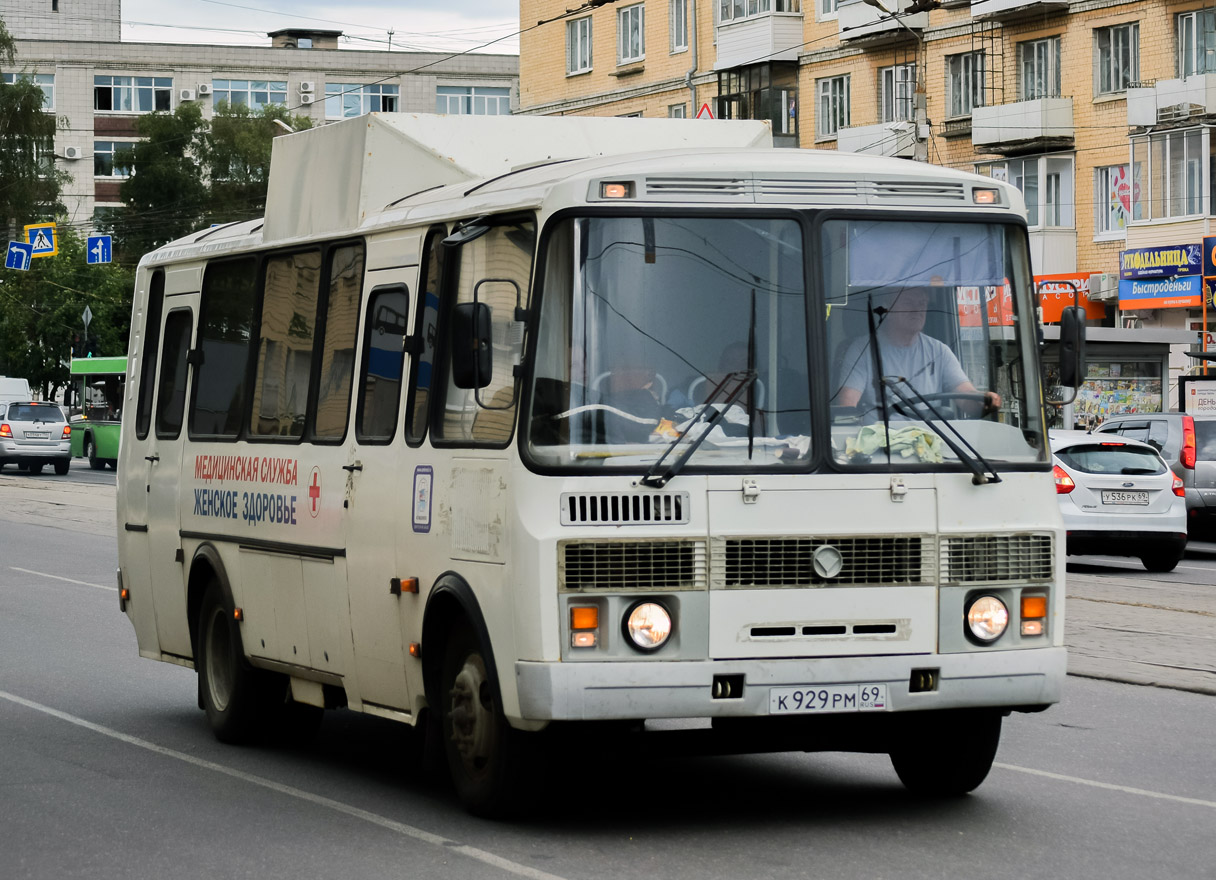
[24,222,58,258]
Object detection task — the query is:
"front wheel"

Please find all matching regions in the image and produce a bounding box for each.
[53,459,69,475]
[890,709,1002,797]
[440,623,528,817]
[197,582,264,744]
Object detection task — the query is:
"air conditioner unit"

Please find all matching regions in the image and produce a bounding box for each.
[197,83,213,96]
[299,81,315,93]
[299,93,315,105]
[62,145,82,160]
[179,88,196,102]
[1088,272,1119,302]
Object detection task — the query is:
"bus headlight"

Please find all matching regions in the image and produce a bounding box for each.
[966,595,1009,643]
[624,601,672,652]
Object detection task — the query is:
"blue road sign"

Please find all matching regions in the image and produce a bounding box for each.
[87,235,113,265]
[24,222,57,258]
[6,240,33,271]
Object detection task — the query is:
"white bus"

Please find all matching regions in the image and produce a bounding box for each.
[116,114,1084,816]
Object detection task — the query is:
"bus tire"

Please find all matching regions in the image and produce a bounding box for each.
[197,582,264,744]
[54,459,69,475]
[85,437,103,470]
[889,709,1002,797]
[440,623,527,817]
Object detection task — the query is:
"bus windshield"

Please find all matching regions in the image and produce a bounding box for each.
[525,214,1045,473]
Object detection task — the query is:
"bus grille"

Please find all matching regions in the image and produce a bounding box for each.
[871,180,968,203]
[939,534,1053,583]
[561,491,690,525]
[712,536,931,588]
[560,539,708,591]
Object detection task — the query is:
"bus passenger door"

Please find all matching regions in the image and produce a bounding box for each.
[146,301,198,658]
[342,281,413,713]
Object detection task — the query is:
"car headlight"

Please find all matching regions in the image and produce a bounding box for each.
[623,601,672,652]
[966,595,1009,643]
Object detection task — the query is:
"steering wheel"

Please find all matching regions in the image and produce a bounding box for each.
[891,391,991,420]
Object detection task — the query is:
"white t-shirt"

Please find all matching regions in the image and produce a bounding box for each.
[838,332,971,414]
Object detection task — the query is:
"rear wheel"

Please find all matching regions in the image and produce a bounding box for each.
[440,623,529,817]
[85,437,103,470]
[53,459,69,475]
[1141,552,1181,573]
[890,710,1002,797]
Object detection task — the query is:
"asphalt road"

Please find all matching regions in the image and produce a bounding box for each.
[0,471,1213,879]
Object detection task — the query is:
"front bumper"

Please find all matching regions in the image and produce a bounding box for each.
[515,647,1065,722]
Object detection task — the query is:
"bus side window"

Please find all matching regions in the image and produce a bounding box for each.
[191,257,258,439]
[406,228,445,446]
[156,310,193,439]
[356,285,409,442]
[251,250,322,439]
[135,269,165,440]
[312,243,364,442]
[436,219,536,446]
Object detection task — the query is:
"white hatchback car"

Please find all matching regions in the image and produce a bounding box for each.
[1051,430,1187,572]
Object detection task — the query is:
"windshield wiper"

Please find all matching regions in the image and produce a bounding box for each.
[881,377,1001,485]
[641,370,757,488]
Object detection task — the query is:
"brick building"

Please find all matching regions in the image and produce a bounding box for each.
[2,0,518,228]
[519,0,1216,356]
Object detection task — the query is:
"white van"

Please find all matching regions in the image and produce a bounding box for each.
[0,377,33,405]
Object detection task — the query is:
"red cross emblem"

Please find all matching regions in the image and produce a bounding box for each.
[309,467,321,517]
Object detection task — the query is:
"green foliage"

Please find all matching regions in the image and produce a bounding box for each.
[0,226,134,399]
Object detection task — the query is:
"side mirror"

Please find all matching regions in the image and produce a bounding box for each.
[1058,306,1087,389]
[451,302,492,389]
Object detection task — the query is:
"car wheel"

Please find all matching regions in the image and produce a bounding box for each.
[890,709,1002,797]
[1141,553,1181,573]
[27,463,43,475]
[53,459,69,475]
[440,622,529,817]
[197,581,266,744]
[85,437,103,470]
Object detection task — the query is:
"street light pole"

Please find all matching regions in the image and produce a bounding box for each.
[860,0,929,162]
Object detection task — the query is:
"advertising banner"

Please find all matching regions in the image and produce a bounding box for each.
[1120,243,1202,280]
[1034,273,1107,322]
[956,283,1013,327]
[1118,274,1203,309]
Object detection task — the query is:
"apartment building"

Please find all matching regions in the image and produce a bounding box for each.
[2,0,519,228]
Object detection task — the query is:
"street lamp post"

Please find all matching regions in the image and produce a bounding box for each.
[860,0,929,162]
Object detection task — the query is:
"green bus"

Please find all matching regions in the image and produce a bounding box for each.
[69,356,126,470]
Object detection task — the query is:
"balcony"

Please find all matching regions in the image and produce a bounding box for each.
[970,0,1068,19]
[971,98,1073,152]
[715,12,804,70]
[836,120,919,158]
[1127,75,1216,126]
[1028,229,1077,276]
[837,0,927,42]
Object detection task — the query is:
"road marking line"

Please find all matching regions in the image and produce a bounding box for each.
[0,689,570,880]
[995,762,1216,809]
[10,566,116,592]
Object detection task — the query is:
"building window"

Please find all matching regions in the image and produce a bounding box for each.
[325,82,399,118]
[819,0,838,21]
[816,74,849,138]
[671,0,688,52]
[94,75,172,113]
[880,64,915,122]
[618,4,646,64]
[212,79,288,111]
[717,63,798,139]
[567,17,592,74]
[1096,23,1138,95]
[297,37,313,49]
[2,72,54,110]
[720,0,801,23]
[93,141,134,178]
[1131,129,1205,221]
[436,86,511,115]
[947,52,984,118]
[1177,10,1216,77]
[1018,37,1061,100]
[976,154,1074,229]
[668,103,687,118]
[1095,165,1132,235]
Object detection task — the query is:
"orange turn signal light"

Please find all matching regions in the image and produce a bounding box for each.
[1021,596,1047,619]
[408,642,421,658]
[571,606,599,630]
[601,182,633,199]
[120,588,130,601]
[973,189,998,204]
[233,607,243,622]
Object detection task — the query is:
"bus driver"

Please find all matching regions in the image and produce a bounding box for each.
[834,285,1001,418]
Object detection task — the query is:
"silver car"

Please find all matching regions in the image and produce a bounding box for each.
[0,401,71,475]
[1051,430,1187,572]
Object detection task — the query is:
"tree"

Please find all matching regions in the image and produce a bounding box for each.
[112,102,208,256]
[0,226,133,399]
[201,101,313,225]
[0,18,68,240]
